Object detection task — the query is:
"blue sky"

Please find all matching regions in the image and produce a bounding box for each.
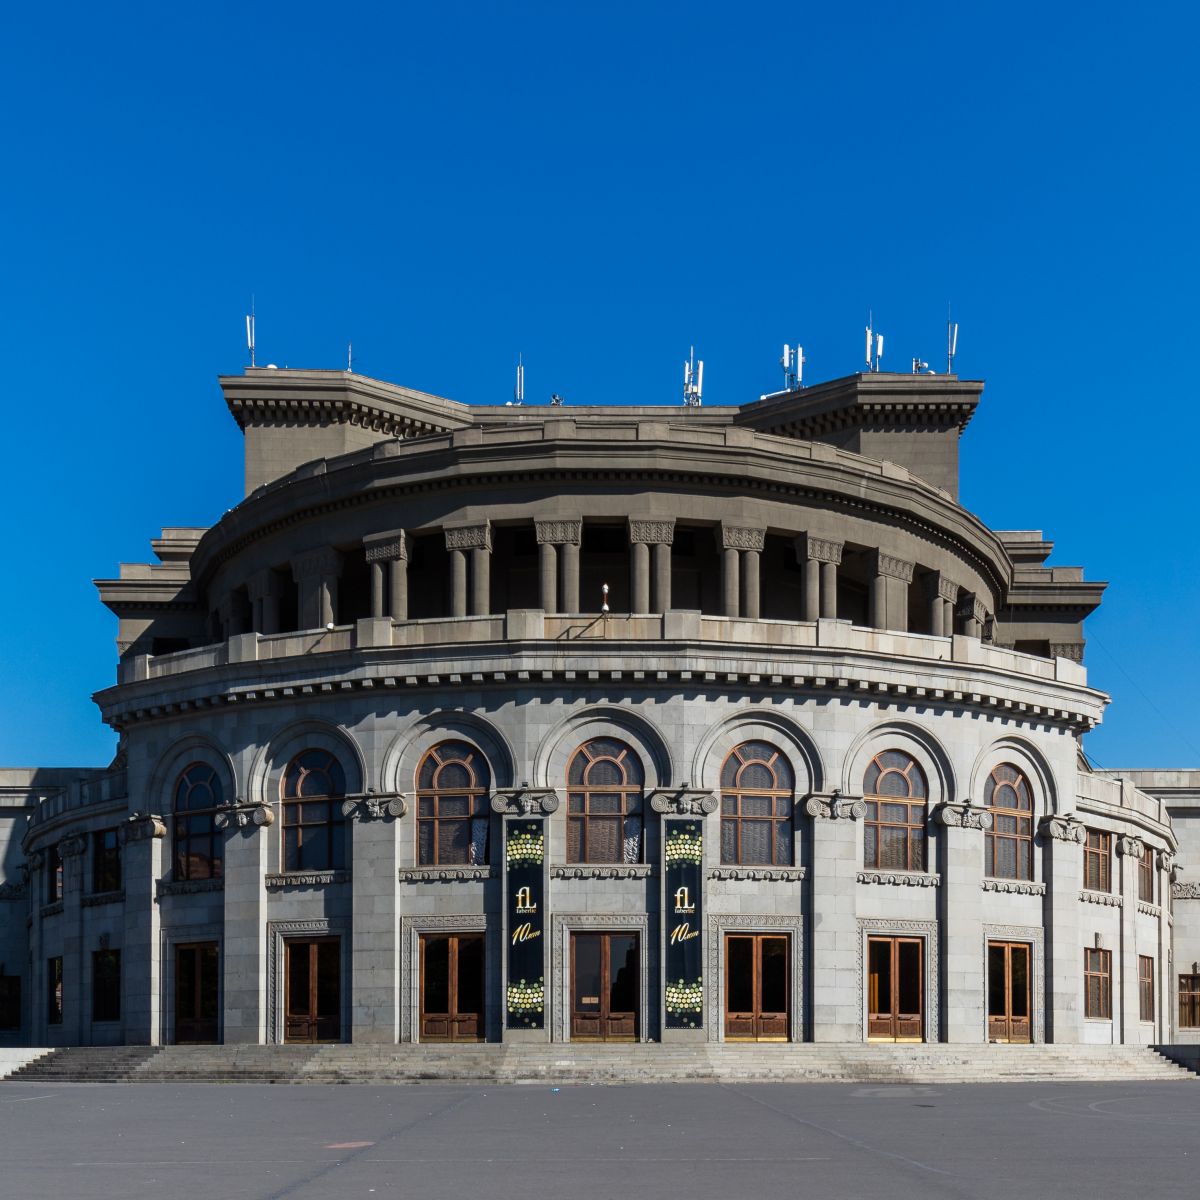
[1,2,1196,768]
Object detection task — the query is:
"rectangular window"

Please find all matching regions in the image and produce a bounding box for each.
[92,829,122,894]
[92,950,121,1023]
[0,976,20,1030]
[1084,947,1111,1019]
[47,957,63,1025]
[1180,975,1200,1029]
[863,800,926,872]
[1138,956,1155,1023]
[1083,830,1111,892]
[46,844,63,904]
[1138,846,1154,904]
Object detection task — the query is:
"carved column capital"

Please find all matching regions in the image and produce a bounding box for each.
[490,788,560,816]
[117,813,167,844]
[1049,642,1084,663]
[214,800,275,830]
[444,522,492,552]
[956,594,989,625]
[805,791,866,820]
[534,519,582,546]
[1117,834,1145,858]
[291,547,343,581]
[58,835,87,858]
[364,529,408,563]
[924,573,960,602]
[340,790,407,820]
[648,788,719,816]
[936,802,993,831]
[870,550,915,583]
[1039,814,1086,844]
[28,851,44,870]
[795,534,843,565]
[246,568,276,603]
[628,518,676,546]
[721,524,765,552]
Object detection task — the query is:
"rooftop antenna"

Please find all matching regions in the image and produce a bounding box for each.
[780,344,805,390]
[514,354,524,404]
[947,310,959,375]
[911,356,929,374]
[245,298,256,368]
[347,342,353,373]
[865,313,884,372]
[683,345,704,406]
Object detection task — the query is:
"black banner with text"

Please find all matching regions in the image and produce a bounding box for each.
[663,819,704,1030]
[505,819,545,1030]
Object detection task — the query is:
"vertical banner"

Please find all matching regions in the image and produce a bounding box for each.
[505,818,545,1030]
[663,818,704,1030]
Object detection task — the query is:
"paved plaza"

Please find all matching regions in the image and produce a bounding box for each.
[1,1079,1197,1200]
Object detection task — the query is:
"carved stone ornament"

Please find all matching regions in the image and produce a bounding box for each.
[708,866,807,882]
[58,835,87,858]
[490,788,560,816]
[534,519,582,546]
[157,878,224,898]
[796,534,843,565]
[214,801,275,831]
[628,519,675,546]
[857,871,941,887]
[398,865,494,882]
[550,864,652,880]
[340,791,407,821]
[444,522,492,552]
[936,802,993,831]
[28,851,44,870]
[364,529,408,563]
[265,870,350,888]
[118,813,167,844]
[1173,881,1200,900]
[957,595,989,625]
[1049,642,1084,664]
[291,546,343,581]
[981,878,1046,896]
[0,880,26,901]
[648,789,719,816]
[1039,814,1086,844]
[1158,849,1176,875]
[1079,889,1123,907]
[872,552,915,583]
[925,573,960,603]
[1117,835,1145,858]
[805,792,867,821]
[721,524,766,552]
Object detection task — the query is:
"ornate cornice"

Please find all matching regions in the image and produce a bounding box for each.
[534,519,581,546]
[936,802,993,831]
[648,788,719,816]
[291,546,342,581]
[872,551,915,583]
[1039,814,1086,844]
[628,518,675,546]
[214,801,275,830]
[708,866,806,882]
[805,791,866,820]
[364,529,408,562]
[340,791,407,821]
[398,865,494,882]
[265,870,350,888]
[981,878,1046,895]
[490,788,560,816]
[118,813,167,844]
[157,877,224,897]
[1079,889,1122,907]
[550,864,652,879]
[795,534,843,565]
[857,871,941,887]
[721,524,766,552]
[444,522,492,552]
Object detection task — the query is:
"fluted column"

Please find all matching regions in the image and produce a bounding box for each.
[868,551,914,632]
[535,519,581,614]
[291,548,343,630]
[364,530,408,621]
[629,519,675,613]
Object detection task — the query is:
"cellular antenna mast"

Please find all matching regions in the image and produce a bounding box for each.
[245,298,256,368]
[865,313,883,372]
[780,344,805,390]
[514,354,524,404]
[947,311,959,375]
[682,345,704,406]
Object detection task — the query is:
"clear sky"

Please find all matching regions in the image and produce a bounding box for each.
[1,2,1196,770]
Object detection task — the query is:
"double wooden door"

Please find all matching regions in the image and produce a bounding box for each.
[285,938,341,1043]
[175,942,219,1044]
[420,933,485,1042]
[725,934,789,1040]
[987,941,1031,1043]
[571,932,638,1041]
[867,936,923,1041]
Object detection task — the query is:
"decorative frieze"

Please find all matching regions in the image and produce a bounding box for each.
[398,865,494,882]
[214,801,275,830]
[265,870,350,888]
[1137,902,1162,917]
[118,814,167,844]
[534,519,581,546]
[796,534,843,565]
[444,522,492,552]
[1079,889,1123,907]
[925,573,960,602]
[628,519,675,546]
[550,864,653,880]
[1049,642,1084,664]
[805,791,866,820]
[340,791,407,821]
[490,788,560,816]
[648,789,719,816]
[936,802,993,831]
[981,878,1046,896]
[363,529,408,562]
[871,551,915,583]
[1039,814,1086,844]
[157,878,225,898]
[721,524,766,552]
[857,871,941,887]
[708,866,807,882]
[1173,881,1200,900]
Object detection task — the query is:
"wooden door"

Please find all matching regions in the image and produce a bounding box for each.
[987,941,1031,1043]
[420,933,485,1042]
[571,932,638,1041]
[725,934,790,1041]
[284,938,341,1043]
[174,942,219,1044]
[867,936,923,1041]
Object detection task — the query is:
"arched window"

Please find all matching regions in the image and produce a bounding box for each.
[985,764,1033,880]
[566,738,644,863]
[720,741,795,865]
[416,741,491,865]
[863,751,927,871]
[173,764,224,881]
[281,750,346,872]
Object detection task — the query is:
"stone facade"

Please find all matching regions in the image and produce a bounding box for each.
[0,366,1191,1049]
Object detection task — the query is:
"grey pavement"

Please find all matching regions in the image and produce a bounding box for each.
[1,1079,1198,1200]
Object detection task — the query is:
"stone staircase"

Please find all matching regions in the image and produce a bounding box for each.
[0,1048,52,1080]
[6,1043,1197,1085]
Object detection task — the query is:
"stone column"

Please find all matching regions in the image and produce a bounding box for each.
[720,526,764,619]
[216,802,273,1044]
[344,794,406,1043]
[629,519,675,613]
[535,520,581,614]
[806,792,866,1040]
[1041,814,1087,1043]
[448,549,467,617]
[247,569,279,635]
[868,551,914,633]
[119,815,166,1044]
[796,535,844,621]
[743,548,761,619]
[956,593,989,640]
[292,548,343,630]
[721,545,740,617]
[924,573,958,638]
[937,803,992,1042]
[445,523,493,617]
[801,552,821,621]
[561,540,580,613]
[538,540,558,613]
[364,530,408,621]
[57,835,87,1045]
[1117,833,1144,1042]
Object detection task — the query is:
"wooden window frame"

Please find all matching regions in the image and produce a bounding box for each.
[1083,830,1111,893]
[863,751,928,873]
[416,742,491,867]
[719,742,795,866]
[984,764,1033,881]
[1138,955,1155,1023]
[46,957,63,1025]
[173,763,224,882]
[91,828,122,894]
[566,739,645,865]
[1180,974,1200,1029]
[1138,845,1155,904]
[1084,947,1112,1019]
[281,750,347,872]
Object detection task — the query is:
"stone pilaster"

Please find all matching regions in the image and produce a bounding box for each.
[364,529,408,621]
[119,815,166,1044]
[1117,832,1145,1039]
[629,520,675,614]
[57,835,87,1045]
[937,802,992,1041]
[868,551,914,632]
[1040,814,1086,1042]
[291,547,343,630]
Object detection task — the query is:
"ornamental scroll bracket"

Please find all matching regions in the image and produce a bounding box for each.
[805,790,866,821]
[117,813,167,845]
[214,800,275,831]
[935,801,993,831]
[340,790,407,821]
[490,788,560,816]
[1038,813,1086,844]
[648,788,718,816]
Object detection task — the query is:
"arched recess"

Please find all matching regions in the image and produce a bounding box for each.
[690,710,824,797]
[381,710,516,796]
[532,706,671,792]
[841,720,955,807]
[246,718,366,811]
[147,733,237,815]
[967,736,1058,818]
